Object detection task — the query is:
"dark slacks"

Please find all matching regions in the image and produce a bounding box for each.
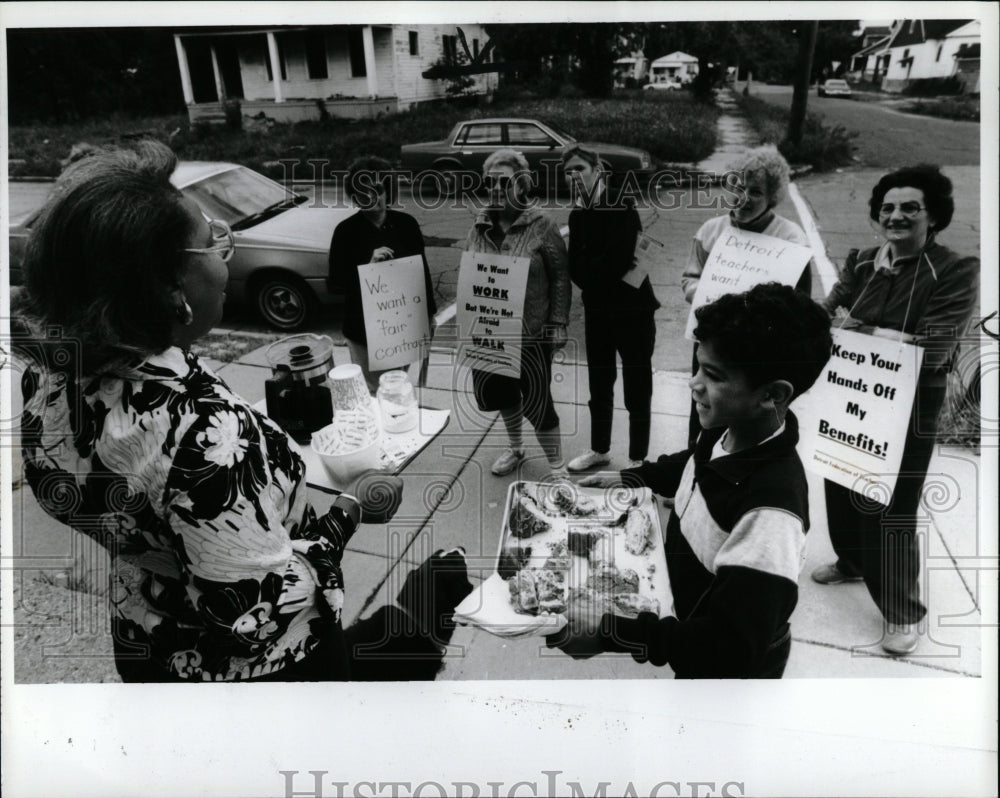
[472,339,560,431]
[584,308,655,461]
[823,379,948,625]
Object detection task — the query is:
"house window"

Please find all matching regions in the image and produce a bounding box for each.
[473,38,480,59]
[936,45,943,62]
[409,31,419,56]
[442,34,458,63]
[305,31,328,79]
[263,34,287,82]
[349,28,367,77]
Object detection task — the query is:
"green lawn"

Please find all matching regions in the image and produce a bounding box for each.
[8,92,718,179]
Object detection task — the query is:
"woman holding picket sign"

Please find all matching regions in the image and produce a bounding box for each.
[329,155,437,393]
[680,145,813,448]
[464,148,571,477]
[561,144,660,472]
[812,164,979,657]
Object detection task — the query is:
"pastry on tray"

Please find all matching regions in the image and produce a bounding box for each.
[624,506,654,555]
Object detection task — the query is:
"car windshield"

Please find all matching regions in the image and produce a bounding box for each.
[180,166,301,229]
[827,80,848,88]
[542,121,576,142]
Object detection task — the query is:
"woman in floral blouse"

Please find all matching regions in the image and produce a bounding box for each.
[15,141,402,682]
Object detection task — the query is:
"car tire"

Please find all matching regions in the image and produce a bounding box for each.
[253,272,317,331]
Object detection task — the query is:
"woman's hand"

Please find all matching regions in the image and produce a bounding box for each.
[547,324,568,351]
[348,470,404,524]
[578,471,623,488]
[371,246,395,263]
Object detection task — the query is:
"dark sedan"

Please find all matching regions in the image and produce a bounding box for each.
[400,117,655,195]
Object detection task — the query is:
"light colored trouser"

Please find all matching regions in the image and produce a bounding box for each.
[346,339,429,394]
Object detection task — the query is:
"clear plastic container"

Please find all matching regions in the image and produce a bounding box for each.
[377,370,418,433]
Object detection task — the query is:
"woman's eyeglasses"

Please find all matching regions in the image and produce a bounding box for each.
[878,202,926,218]
[181,219,235,262]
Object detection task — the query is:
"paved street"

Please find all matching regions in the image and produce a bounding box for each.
[743,82,981,167]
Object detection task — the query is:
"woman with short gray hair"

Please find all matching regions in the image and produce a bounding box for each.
[464,148,572,477]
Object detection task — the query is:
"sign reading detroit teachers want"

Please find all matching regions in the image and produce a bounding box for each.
[796,328,923,505]
[357,255,431,371]
[685,229,811,339]
[456,251,529,378]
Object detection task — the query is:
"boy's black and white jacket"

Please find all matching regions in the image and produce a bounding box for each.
[601,412,809,678]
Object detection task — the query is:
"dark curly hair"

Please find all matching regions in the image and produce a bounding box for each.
[345,154,398,206]
[19,139,194,372]
[694,282,833,400]
[868,164,955,232]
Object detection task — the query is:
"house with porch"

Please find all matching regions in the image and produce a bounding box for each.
[173,24,497,123]
[879,19,978,92]
[613,53,649,86]
[649,51,698,85]
[847,23,894,83]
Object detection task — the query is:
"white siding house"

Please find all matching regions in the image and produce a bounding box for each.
[173,24,497,123]
[649,51,698,84]
[880,19,978,92]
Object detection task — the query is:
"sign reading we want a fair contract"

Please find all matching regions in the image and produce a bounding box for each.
[685,228,811,339]
[797,328,924,505]
[358,255,431,371]
[456,251,529,378]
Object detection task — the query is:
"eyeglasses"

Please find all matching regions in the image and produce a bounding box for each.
[878,202,926,218]
[484,175,512,191]
[181,219,235,262]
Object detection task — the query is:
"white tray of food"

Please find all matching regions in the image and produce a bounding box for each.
[454,481,674,638]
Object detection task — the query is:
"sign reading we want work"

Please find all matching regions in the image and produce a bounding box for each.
[685,229,811,339]
[456,251,529,378]
[796,328,923,505]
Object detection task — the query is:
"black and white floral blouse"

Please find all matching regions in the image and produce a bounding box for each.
[20,346,356,681]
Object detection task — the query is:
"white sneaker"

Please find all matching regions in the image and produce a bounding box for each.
[546,463,570,480]
[491,448,525,476]
[627,459,644,468]
[567,450,611,472]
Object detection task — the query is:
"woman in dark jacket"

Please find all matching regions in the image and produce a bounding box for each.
[811,164,979,657]
[329,155,437,392]
[562,145,660,471]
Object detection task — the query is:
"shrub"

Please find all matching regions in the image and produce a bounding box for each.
[904,76,963,97]
[902,96,980,122]
[735,94,856,172]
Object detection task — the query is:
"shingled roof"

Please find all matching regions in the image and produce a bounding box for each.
[888,20,971,48]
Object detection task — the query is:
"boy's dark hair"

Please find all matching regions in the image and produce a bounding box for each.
[694,282,832,399]
[346,154,397,205]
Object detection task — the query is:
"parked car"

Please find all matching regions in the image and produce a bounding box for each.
[818,79,852,98]
[399,117,655,196]
[643,78,683,91]
[8,161,354,331]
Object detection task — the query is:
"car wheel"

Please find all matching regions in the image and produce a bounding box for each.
[253,273,316,331]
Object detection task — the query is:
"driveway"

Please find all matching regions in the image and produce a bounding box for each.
[744,84,980,167]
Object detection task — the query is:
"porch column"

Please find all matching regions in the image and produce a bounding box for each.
[267,31,284,102]
[210,44,226,100]
[362,25,378,98]
[173,35,194,105]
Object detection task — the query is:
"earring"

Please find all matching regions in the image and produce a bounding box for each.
[176,301,194,326]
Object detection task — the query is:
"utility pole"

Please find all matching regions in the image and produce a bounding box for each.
[787,21,818,145]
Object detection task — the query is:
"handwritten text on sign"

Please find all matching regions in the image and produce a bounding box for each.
[796,328,923,505]
[456,251,530,378]
[685,229,811,339]
[358,255,430,371]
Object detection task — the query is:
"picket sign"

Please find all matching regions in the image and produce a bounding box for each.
[455,251,530,378]
[623,232,663,289]
[796,327,924,505]
[357,255,430,371]
[685,228,811,339]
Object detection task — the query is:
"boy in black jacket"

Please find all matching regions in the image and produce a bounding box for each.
[552,283,833,678]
